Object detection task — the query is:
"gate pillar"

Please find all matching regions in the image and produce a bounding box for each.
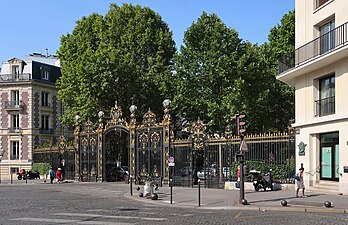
[162,99,171,184]
[74,115,80,181]
[97,111,104,182]
[129,105,137,179]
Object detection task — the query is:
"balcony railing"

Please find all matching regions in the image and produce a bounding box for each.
[278,22,348,74]
[41,102,51,107]
[39,128,54,134]
[5,101,25,111]
[8,127,22,134]
[0,73,32,82]
[11,155,19,160]
[315,96,335,117]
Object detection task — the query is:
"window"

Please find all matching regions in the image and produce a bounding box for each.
[10,167,19,174]
[316,74,335,116]
[11,90,20,106]
[41,115,50,130]
[12,114,20,130]
[11,141,19,160]
[12,66,19,80]
[41,70,50,80]
[320,20,335,54]
[41,92,50,107]
[316,0,330,8]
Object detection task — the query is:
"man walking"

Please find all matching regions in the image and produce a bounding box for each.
[49,167,55,184]
[296,167,307,198]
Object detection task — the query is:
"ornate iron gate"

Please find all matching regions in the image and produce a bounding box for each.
[103,103,130,182]
[73,100,171,183]
[134,108,170,185]
[78,120,99,182]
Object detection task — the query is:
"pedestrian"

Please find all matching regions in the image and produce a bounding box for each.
[56,168,62,184]
[49,167,55,184]
[296,167,307,198]
[237,165,241,182]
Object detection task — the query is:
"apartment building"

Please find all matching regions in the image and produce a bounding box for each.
[277,0,348,194]
[0,53,64,180]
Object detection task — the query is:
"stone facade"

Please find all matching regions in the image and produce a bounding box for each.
[0,54,65,180]
[278,0,348,194]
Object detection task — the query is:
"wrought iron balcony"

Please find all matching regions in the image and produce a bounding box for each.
[39,128,54,134]
[41,102,51,107]
[8,127,22,134]
[0,73,32,82]
[278,22,348,74]
[315,96,335,117]
[10,155,19,160]
[4,101,25,111]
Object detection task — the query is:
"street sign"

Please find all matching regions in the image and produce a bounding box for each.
[168,156,174,163]
[169,162,175,167]
[240,139,248,152]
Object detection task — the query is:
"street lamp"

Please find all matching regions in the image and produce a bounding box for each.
[162,99,171,109]
[0,148,4,184]
[98,111,104,119]
[75,114,80,124]
[129,105,137,114]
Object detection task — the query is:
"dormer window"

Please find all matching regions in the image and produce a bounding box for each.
[12,66,20,80]
[42,70,50,80]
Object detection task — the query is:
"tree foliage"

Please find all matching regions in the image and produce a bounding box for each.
[172,12,243,133]
[57,3,176,125]
[172,11,295,134]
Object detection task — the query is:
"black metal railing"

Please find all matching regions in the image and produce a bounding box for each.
[278,22,348,74]
[0,73,32,82]
[41,102,51,107]
[4,101,25,110]
[11,155,19,160]
[39,128,54,134]
[315,96,335,117]
[8,128,22,133]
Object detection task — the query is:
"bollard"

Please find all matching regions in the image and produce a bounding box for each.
[170,178,173,204]
[130,177,133,196]
[198,179,201,207]
[11,173,13,184]
[26,176,27,184]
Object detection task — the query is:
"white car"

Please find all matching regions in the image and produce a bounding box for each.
[197,168,217,180]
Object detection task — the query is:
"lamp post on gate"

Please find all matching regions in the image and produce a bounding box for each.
[0,148,4,184]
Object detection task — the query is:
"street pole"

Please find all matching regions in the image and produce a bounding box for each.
[130,177,133,196]
[239,158,245,203]
[198,179,201,207]
[0,149,4,184]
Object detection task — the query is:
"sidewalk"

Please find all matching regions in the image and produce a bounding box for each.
[125,184,348,213]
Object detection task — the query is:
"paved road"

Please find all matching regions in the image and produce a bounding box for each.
[1,182,348,225]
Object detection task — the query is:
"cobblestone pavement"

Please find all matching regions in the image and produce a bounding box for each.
[1,182,348,225]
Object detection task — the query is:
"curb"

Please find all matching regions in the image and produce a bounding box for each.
[123,192,348,214]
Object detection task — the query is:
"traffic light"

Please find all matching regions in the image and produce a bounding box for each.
[234,114,247,136]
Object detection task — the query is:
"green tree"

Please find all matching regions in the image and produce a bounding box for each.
[57,3,176,125]
[266,10,295,131]
[172,12,243,133]
[172,10,295,134]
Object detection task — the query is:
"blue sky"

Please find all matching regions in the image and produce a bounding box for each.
[0,1,294,65]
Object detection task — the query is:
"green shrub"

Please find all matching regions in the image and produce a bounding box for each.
[32,163,51,177]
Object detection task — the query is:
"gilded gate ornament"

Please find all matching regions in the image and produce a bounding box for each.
[142,109,157,127]
[106,101,127,129]
[191,119,206,150]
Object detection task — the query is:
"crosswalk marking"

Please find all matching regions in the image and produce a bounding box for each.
[54,212,167,221]
[12,218,134,225]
